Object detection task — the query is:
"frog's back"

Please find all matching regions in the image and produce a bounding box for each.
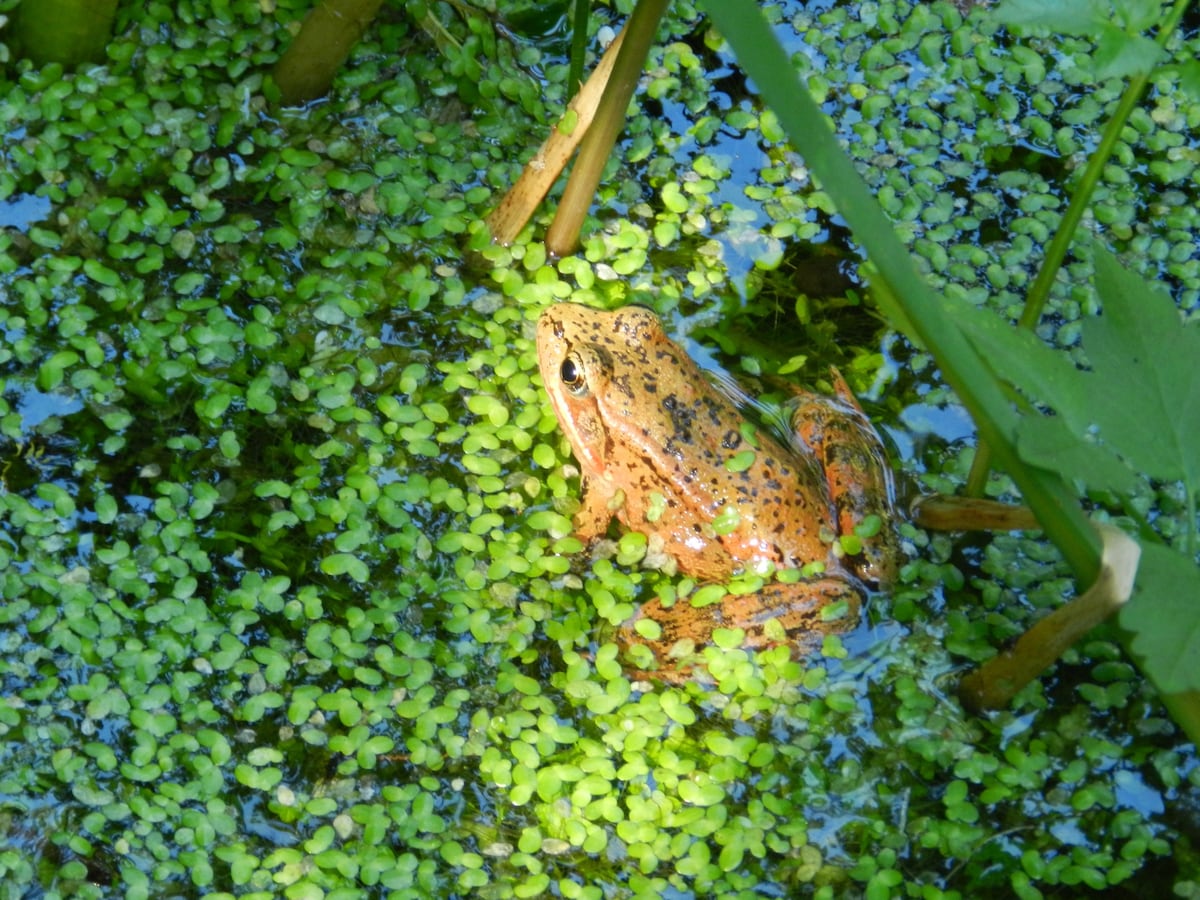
[538,303,839,579]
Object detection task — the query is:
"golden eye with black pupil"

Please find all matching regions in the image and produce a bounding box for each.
[561,355,587,396]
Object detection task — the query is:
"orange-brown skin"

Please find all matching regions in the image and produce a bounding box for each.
[536,303,899,672]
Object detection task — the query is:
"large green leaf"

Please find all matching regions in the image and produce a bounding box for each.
[963,245,1200,505]
[962,247,1200,693]
[1016,417,1143,496]
[992,0,1109,33]
[994,0,1169,79]
[1124,543,1200,693]
[956,283,1143,497]
[1084,247,1200,487]
[957,307,1092,426]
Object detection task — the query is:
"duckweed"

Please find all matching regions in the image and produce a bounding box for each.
[0,0,1196,896]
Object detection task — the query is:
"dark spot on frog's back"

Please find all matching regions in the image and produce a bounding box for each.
[702,396,725,427]
[661,394,697,442]
[614,309,652,344]
[611,372,635,400]
[720,429,741,450]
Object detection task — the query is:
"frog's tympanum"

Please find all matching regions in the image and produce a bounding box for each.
[537,302,899,675]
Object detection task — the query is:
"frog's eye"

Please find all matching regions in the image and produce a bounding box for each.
[560,355,587,396]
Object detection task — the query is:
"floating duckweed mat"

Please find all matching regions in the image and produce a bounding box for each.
[0,0,1197,897]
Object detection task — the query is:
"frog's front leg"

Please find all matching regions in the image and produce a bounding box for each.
[618,576,862,676]
[572,474,623,540]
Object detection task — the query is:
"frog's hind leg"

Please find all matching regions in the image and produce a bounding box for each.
[790,367,899,587]
[618,576,862,680]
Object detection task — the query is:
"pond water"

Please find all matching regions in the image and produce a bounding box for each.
[0,0,1197,897]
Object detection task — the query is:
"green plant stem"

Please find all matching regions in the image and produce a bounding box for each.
[1016,85,1142,330]
[272,0,386,105]
[546,0,670,256]
[1022,0,1192,324]
[568,0,592,99]
[964,441,991,497]
[964,0,1193,492]
[701,1,1101,586]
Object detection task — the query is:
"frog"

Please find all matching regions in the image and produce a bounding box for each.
[536,302,900,676]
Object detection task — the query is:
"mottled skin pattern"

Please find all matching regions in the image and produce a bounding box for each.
[537,303,898,673]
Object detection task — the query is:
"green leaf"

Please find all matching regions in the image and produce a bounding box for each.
[1172,60,1200,100]
[1123,543,1200,693]
[1083,246,1200,486]
[1093,26,1165,80]
[993,0,1167,79]
[38,350,80,390]
[1015,417,1142,495]
[320,553,369,583]
[95,492,119,523]
[175,271,205,294]
[991,0,1108,34]
[1117,0,1166,31]
[959,247,1199,501]
[83,259,121,286]
[957,307,1090,424]
[218,430,241,460]
[246,375,277,413]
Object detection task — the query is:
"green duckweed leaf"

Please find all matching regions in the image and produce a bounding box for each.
[38,357,83,400]
[660,689,696,725]
[678,776,725,807]
[320,553,369,583]
[724,450,756,473]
